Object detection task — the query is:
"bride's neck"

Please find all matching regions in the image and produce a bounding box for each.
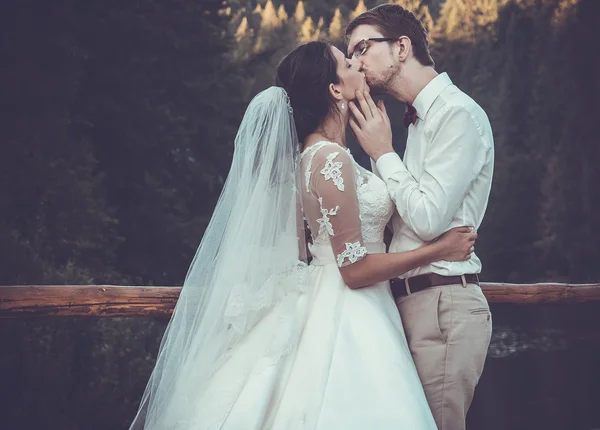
[304,112,348,149]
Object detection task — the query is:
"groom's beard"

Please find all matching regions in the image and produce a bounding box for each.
[365,64,400,96]
[366,81,386,95]
[365,76,391,96]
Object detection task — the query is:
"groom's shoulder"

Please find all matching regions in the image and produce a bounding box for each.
[436,85,491,128]
[427,85,493,144]
[439,85,482,113]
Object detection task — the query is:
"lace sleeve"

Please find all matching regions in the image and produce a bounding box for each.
[308,145,367,267]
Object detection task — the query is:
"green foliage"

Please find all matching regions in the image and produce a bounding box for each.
[0,0,245,286]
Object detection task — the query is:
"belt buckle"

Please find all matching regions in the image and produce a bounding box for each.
[404,278,412,295]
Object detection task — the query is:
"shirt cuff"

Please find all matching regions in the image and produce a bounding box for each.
[374,152,408,185]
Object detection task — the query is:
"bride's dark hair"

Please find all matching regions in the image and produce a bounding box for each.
[275,41,341,142]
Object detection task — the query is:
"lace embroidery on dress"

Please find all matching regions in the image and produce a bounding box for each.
[336,241,368,267]
[303,141,331,191]
[302,141,350,191]
[354,166,394,243]
[320,152,344,191]
[355,168,364,188]
[301,141,382,260]
[316,197,338,236]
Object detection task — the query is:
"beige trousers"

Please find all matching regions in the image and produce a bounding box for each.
[396,282,492,430]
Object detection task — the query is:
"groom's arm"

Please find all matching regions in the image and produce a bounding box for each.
[375,105,487,242]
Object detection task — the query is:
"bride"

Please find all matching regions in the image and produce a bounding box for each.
[129,41,476,430]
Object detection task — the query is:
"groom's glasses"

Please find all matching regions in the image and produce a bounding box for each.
[351,38,398,59]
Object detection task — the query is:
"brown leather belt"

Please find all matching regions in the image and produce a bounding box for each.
[390,273,480,299]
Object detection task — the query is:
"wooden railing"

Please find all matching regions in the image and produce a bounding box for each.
[1,283,600,318]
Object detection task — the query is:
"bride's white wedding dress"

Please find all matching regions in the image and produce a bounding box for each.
[167,141,436,429]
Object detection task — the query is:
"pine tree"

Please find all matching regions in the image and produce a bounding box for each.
[329,8,344,40]
[300,16,316,42]
[390,1,434,32]
[294,0,306,23]
[436,0,500,40]
[394,0,423,12]
[277,4,289,22]
[314,16,325,39]
[351,0,367,20]
[260,0,282,29]
[255,0,285,52]
[436,0,469,39]
[236,16,250,40]
[418,4,435,33]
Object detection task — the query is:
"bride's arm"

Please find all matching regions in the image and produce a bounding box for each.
[340,229,474,289]
[308,145,476,290]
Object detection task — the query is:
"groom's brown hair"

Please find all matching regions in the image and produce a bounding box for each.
[345,4,434,67]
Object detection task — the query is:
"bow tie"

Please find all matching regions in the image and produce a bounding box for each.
[404,104,417,128]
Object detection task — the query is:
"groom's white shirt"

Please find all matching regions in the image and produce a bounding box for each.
[373,73,494,278]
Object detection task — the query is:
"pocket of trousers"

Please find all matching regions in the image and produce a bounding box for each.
[435,288,450,343]
[469,307,491,320]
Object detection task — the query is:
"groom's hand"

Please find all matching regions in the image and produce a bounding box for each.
[349,89,394,161]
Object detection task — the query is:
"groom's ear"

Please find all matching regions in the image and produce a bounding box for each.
[397,36,411,62]
[328,83,344,101]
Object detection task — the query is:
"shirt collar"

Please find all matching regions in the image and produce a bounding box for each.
[412,72,453,120]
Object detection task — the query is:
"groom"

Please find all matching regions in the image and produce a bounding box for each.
[345,5,494,430]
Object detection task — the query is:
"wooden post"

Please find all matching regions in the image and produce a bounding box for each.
[1,283,600,318]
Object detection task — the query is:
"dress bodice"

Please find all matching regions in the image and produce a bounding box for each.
[300,141,394,266]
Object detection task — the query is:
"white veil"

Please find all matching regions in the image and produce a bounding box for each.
[129,86,309,429]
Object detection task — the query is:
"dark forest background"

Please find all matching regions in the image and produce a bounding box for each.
[1,0,599,429]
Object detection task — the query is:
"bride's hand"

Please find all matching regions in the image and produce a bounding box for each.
[434,227,478,261]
